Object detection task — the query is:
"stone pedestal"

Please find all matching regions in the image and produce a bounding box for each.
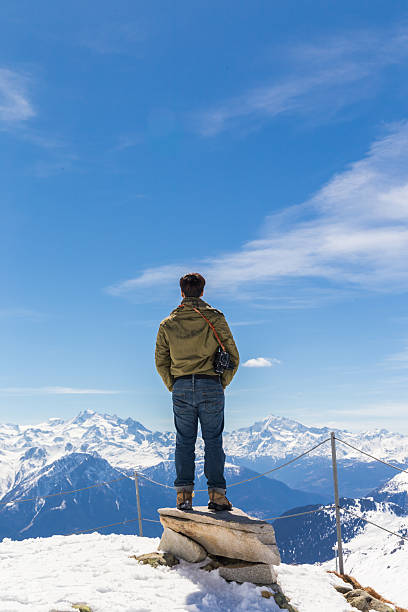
[159,527,207,563]
[158,506,280,586]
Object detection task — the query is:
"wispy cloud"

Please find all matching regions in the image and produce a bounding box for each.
[107,122,408,303]
[0,66,75,170]
[242,357,281,368]
[386,344,408,369]
[194,26,408,136]
[106,264,188,296]
[0,387,120,396]
[0,68,35,124]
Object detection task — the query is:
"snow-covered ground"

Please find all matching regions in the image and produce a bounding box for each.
[322,508,408,608]
[0,533,352,612]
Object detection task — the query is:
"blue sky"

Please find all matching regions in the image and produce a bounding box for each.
[1,1,408,432]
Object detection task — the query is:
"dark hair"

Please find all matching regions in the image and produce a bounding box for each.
[180,273,206,297]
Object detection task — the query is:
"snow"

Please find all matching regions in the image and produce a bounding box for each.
[2,410,408,501]
[277,564,354,612]
[376,470,408,494]
[322,508,408,608]
[0,532,355,612]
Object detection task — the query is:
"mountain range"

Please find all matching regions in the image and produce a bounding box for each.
[274,470,408,565]
[1,410,408,545]
[2,409,408,498]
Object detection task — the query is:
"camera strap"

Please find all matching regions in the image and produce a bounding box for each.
[178,304,226,351]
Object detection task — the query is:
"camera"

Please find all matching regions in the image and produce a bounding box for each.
[213,346,235,374]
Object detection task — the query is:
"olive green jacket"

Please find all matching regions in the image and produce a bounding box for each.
[155,297,239,391]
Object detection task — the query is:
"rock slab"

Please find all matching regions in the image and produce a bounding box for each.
[158,506,280,565]
[218,562,277,585]
[159,527,207,563]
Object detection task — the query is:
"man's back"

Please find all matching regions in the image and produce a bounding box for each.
[155,296,239,391]
[155,273,239,512]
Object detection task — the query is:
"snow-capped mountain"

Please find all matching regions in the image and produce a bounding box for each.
[1,410,408,501]
[371,470,408,511]
[0,452,324,540]
[226,414,408,464]
[0,410,175,499]
[273,496,406,564]
[226,415,408,498]
[0,453,146,540]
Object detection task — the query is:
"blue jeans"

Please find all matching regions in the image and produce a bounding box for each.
[172,375,226,491]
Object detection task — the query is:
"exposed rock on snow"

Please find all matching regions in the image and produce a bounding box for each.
[159,506,281,565]
[321,508,408,607]
[132,551,179,568]
[159,526,207,563]
[157,506,281,590]
[343,588,394,612]
[212,558,277,586]
[330,573,401,612]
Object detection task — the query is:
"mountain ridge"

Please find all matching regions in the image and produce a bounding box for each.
[1,410,408,499]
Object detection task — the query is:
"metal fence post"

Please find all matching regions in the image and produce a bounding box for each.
[330,432,344,574]
[134,471,143,537]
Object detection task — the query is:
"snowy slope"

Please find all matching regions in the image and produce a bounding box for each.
[0,453,153,540]
[1,410,408,500]
[321,507,408,607]
[0,532,353,612]
[274,496,406,564]
[0,453,324,541]
[372,470,408,511]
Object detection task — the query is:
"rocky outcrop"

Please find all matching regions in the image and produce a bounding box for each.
[330,572,401,612]
[159,527,207,563]
[343,589,394,612]
[200,555,277,584]
[158,506,280,587]
[134,509,293,608]
[131,551,179,568]
[158,506,280,565]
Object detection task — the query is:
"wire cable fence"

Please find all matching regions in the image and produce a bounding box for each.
[2,433,408,574]
[334,436,408,475]
[0,475,129,506]
[341,507,408,544]
[136,437,331,492]
[0,437,331,505]
[263,505,335,521]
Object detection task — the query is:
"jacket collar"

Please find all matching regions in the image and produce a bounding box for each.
[181,297,207,307]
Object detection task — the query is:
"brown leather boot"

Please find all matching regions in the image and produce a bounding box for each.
[176,489,193,510]
[208,489,232,511]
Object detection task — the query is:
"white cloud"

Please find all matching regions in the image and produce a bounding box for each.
[196,69,358,136]
[107,122,408,302]
[106,264,188,296]
[242,357,281,368]
[0,387,119,396]
[194,26,408,136]
[0,68,35,123]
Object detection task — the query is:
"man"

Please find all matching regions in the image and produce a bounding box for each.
[155,273,239,511]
